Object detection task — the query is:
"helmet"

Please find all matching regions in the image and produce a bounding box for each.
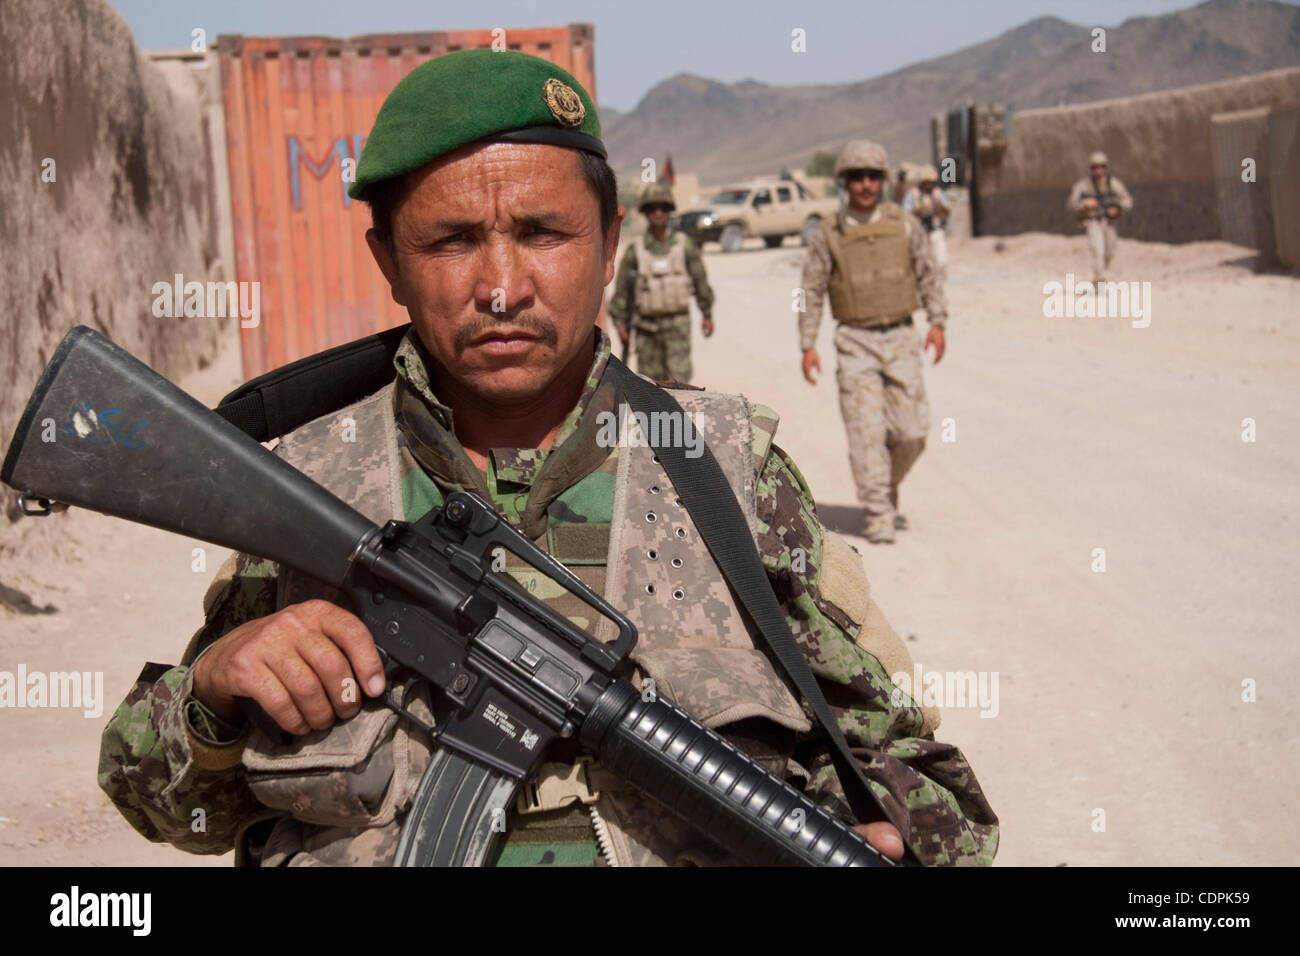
[1088,151,1109,167]
[835,140,889,178]
[918,164,939,184]
[638,182,676,211]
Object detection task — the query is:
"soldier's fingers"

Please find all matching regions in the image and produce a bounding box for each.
[852,822,906,861]
[296,600,386,698]
[265,651,337,732]
[242,664,312,736]
[296,635,365,719]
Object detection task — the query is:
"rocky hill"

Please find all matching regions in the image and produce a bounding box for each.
[603,0,1300,183]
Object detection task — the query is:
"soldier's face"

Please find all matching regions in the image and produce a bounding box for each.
[367,142,621,406]
[644,205,671,231]
[844,169,884,209]
[1091,164,1107,178]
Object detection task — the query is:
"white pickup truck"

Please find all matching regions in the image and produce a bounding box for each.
[673,177,840,252]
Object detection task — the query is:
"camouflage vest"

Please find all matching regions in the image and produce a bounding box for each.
[824,203,920,325]
[632,234,692,316]
[239,378,812,866]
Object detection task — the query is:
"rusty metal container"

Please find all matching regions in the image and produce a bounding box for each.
[217,25,598,379]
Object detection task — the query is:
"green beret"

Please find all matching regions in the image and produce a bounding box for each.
[348,49,604,201]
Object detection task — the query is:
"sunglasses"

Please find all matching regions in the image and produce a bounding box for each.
[642,203,673,214]
[842,169,885,184]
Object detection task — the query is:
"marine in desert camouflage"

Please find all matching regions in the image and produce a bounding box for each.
[98,53,997,867]
[799,140,949,544]
[1067,150,1134,283]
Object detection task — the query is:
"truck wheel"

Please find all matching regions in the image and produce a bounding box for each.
[763,236,783,249]
[801,216,822,246]
[720,224,744,253]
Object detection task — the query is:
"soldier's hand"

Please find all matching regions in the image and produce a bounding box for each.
[852,821,906,862]
[1082,197,1099,210]
[1106,206,1120,219]
[925,326,946,364]
[191,600,386,735]
[701,317,714,338]
[801,348,821,385]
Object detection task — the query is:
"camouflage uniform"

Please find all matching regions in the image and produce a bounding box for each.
[1067,152,1133,283]
[800,203,946,541]
[608,232,713,383]
[98,328,998,867]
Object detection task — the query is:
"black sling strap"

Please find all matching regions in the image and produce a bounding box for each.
[212,330,910,851]
[215,324,411,442]
[613,361,910,850]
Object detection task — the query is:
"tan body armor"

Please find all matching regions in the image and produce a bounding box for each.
[632,234,693,316]
[237,379,816,866]
[824,203,919,325]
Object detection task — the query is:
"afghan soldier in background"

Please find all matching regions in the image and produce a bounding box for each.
[800,141,948,545]
[902,165,950,278]
[608,182,714,383]
[1067,150,1133,283]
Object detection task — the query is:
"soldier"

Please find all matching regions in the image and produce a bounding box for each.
[799,140,948,545]
[1067,150,1133,283]
[98,53,996,867]
[902,165,951,277]
[607,181,714,383]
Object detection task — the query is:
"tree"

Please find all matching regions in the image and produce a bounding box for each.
[805,151,837,177]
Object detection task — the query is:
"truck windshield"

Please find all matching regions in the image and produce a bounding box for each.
[710,190,751,205]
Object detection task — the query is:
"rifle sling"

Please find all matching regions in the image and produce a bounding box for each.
[613,361,911,852]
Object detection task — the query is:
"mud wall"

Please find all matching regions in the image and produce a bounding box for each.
[0,0,230,552]
[975,68,1300,243]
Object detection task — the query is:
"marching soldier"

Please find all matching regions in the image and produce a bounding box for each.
[799,141,948,544]
[608,182,714,383]
[1067,150,1133,283]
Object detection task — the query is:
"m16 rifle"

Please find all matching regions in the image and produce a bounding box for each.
[3,326,905,868]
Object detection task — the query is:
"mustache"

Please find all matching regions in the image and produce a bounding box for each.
[453,313,559,354]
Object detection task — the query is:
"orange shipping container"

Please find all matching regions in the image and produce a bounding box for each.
[217,25,598,379]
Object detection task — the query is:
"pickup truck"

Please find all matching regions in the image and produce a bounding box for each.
[673,177,840,252]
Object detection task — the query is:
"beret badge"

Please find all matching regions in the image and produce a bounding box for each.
[542,78,585,127]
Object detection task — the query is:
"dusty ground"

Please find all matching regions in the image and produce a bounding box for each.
[1,221,1297,866]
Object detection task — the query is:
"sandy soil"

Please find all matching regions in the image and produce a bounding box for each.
[1,221,1297,866]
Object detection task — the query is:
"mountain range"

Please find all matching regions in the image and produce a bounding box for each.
[601,0,1300,185]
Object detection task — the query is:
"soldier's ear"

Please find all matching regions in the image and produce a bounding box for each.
[365,229,408,308]
[603,207,625,286]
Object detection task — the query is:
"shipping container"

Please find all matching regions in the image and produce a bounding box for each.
[217,25,598,379]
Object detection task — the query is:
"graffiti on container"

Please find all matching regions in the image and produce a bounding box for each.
[290,135,366,210]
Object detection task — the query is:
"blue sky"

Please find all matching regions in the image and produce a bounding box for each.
[112,0,1215,110]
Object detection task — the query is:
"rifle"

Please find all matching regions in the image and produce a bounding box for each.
[3,326,901,868]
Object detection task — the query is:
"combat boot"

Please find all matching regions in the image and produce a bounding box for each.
[864,517,895,544]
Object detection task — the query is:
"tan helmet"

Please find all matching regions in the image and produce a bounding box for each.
[1088,150,1109,167]
[638,181,676,211]
[918,164,940,184]
[835,140,889,177]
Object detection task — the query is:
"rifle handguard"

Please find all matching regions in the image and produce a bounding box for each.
[582,681,900,867]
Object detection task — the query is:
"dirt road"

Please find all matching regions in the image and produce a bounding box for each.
[2,225,1296,865]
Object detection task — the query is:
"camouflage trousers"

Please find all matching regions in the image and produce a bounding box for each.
[834,322,930,536]
[1084,219,1119,282]
[633,312,692,384]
